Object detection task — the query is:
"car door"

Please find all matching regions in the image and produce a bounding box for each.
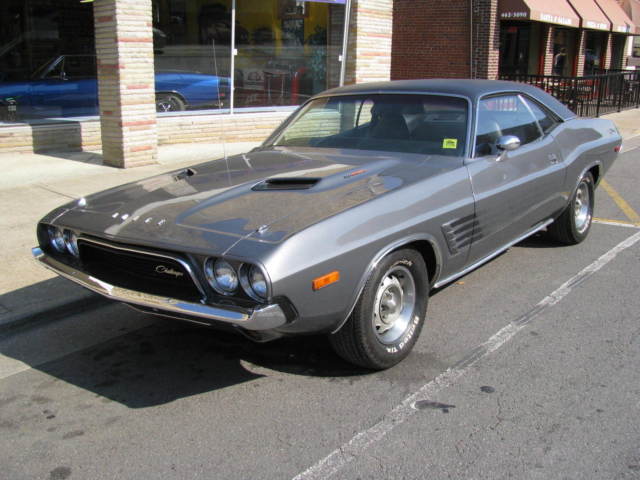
[465,93,566,265]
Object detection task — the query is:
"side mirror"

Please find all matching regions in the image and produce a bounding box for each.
[496,135,521,152]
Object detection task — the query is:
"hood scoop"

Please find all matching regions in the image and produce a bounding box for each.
[252,177,320,191]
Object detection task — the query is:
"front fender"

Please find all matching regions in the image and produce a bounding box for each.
[330,233,443,334]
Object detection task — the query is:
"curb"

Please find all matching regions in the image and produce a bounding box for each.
[0,294,110,336]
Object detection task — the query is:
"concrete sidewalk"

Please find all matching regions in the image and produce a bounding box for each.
[0,141,258,332]
[1,108,639,334]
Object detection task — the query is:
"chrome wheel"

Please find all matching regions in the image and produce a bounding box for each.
[574,180,592,234]
[372,265,416,344]
[155,94,185,113]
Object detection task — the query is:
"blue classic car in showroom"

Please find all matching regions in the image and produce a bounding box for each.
[0,54,229,120]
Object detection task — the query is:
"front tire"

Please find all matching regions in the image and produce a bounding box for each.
[329,249,429,370]
[548,171,594,245]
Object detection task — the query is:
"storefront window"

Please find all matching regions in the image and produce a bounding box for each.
[234,0,344,108]
[498,22,542,76]
[153,0,346,114]
[584,31,605,75]
[0,0,346,124]
[152,0,233,113]
[552,28,578,76]
[499,23,531,75]
[0,0,96,123]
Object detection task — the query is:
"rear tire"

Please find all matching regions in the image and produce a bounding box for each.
[548,171,594,245]
[329,249,429,370]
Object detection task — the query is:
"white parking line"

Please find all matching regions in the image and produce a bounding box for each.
[292,229,640,480]
[593,218,640,229]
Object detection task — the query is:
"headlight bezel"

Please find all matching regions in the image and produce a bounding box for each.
[47,225,66,253]
[204,257,239,295]
[239,263,270,302]
[204,257,271,303]
[63,229,80,257]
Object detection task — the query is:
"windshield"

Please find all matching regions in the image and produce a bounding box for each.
[270,94,469,156]
[31,56,61,80]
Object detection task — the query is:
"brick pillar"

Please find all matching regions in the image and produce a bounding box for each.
[575,30,586,76]
[472,0,500,79]
[94,0,158,168]
[344,0,393,84]
[542,25,555,75]
[602,33,613,70]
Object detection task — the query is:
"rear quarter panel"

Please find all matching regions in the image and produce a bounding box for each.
[552,117,620,202]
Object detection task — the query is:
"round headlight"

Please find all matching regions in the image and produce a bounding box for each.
[205,258,238,294]
[63,229,79,257]
[248,265,268,300]
[48,226,66,253]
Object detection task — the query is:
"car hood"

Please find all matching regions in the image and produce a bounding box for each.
[50,147,454,256]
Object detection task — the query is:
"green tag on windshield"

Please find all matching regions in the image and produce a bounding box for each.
[442,138,458,149]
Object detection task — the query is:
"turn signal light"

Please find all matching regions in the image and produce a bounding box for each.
[312,271,340,291]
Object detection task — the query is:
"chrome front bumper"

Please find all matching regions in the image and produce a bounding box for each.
[32,247,288,331]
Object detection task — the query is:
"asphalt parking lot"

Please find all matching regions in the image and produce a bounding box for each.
[1,140,639,480]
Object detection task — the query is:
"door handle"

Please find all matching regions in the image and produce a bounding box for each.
[548,153,559,164]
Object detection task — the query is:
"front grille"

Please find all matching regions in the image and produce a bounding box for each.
[78,240,202,302]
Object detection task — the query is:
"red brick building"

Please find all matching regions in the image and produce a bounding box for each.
[391,0,638,81]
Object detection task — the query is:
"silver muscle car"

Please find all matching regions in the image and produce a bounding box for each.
[32,80,621,369]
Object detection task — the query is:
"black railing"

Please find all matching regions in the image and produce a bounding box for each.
[500,71,640,117]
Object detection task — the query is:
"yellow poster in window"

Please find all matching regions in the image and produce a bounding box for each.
[442,138,458,149]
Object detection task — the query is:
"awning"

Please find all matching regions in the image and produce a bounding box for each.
[499,0,580,27]
[566,0,611,30]
[594,0,635,33]
[621,0,640,34]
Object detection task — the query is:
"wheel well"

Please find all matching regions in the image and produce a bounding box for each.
[400,240,438,287]
[588,165,600,185]
[156,91,187,105]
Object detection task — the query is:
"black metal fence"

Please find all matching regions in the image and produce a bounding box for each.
[500,70,640,117]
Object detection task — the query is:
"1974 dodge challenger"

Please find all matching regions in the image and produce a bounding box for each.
[32,79,621,369]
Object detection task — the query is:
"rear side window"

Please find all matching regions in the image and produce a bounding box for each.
[522,97,559,134]
[475,95,541,156]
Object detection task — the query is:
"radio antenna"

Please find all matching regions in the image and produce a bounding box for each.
[212,38,231,184]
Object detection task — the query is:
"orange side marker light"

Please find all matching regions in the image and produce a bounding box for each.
[344,169,367,178]
[312,271,340,291]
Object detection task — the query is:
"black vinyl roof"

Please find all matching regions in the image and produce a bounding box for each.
[322,79,576,121]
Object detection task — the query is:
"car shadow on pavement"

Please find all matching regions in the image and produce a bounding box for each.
[11,319,369,409]
[515,230,563,249]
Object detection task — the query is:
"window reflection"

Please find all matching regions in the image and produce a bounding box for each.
[153,0,345,112]
[0,0,95,122]
[0,0,346,123]
[234,0,344,108]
